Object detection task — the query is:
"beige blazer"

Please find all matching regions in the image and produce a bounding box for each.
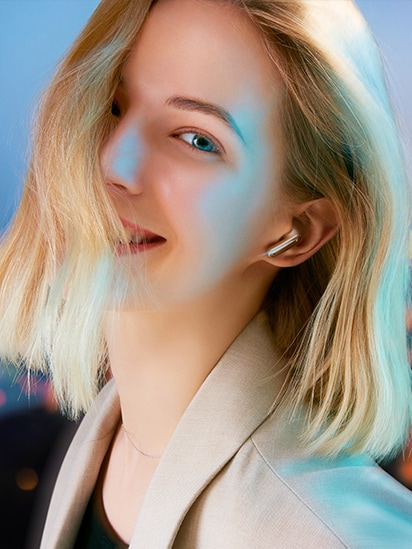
[40,315,412,548]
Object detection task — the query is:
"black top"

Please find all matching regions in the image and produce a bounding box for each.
[74,482,128,549]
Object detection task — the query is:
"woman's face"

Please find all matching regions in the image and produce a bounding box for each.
[101,0,291,309]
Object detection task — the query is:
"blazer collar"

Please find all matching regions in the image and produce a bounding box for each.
[40,380,120,548]
[131,312,287,547]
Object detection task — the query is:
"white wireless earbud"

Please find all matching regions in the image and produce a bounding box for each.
[265,232,301,258]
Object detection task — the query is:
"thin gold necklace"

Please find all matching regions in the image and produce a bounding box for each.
[121,424,163,460]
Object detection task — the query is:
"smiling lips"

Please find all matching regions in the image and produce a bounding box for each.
[116,217,166,255]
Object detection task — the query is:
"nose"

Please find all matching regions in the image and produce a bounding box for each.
[101,123,144,195]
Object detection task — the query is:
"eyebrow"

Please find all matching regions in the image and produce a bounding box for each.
[165,95,245,143]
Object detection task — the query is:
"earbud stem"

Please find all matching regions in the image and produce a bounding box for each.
[266,233,302,259]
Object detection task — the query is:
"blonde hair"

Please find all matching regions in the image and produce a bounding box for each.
[0,0,410,460]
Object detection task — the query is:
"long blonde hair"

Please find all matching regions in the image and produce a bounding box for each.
[0,0,410,460]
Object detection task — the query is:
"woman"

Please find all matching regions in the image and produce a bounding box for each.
[1,0,412,547]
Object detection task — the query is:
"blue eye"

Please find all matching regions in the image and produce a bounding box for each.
[191,134,216,152]
[178,132,221,154]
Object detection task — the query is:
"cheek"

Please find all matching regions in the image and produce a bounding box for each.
[195,162,274,261]
[194,109,281,259]
[197,178,255,256]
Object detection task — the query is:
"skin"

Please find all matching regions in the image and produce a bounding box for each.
[100,0,338,542]
[101,10,287,307]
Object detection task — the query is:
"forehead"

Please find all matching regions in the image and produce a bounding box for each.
[122,0,281,118]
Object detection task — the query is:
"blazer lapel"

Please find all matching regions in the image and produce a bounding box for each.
[40,381,121,549]
[131,313,286,548]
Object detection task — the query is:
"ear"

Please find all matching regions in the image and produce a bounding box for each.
[263,198,339,268]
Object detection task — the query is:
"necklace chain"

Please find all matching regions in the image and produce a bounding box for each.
[121,424,163,459]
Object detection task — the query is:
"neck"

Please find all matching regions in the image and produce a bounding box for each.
[104,294,263,457]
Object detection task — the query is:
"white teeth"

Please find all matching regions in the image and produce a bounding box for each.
[124,227,133,241]
[130,234,144,245]
[121,226,161,246]
[123,227,141,245]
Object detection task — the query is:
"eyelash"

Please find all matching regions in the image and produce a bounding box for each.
[110,101,224,156]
